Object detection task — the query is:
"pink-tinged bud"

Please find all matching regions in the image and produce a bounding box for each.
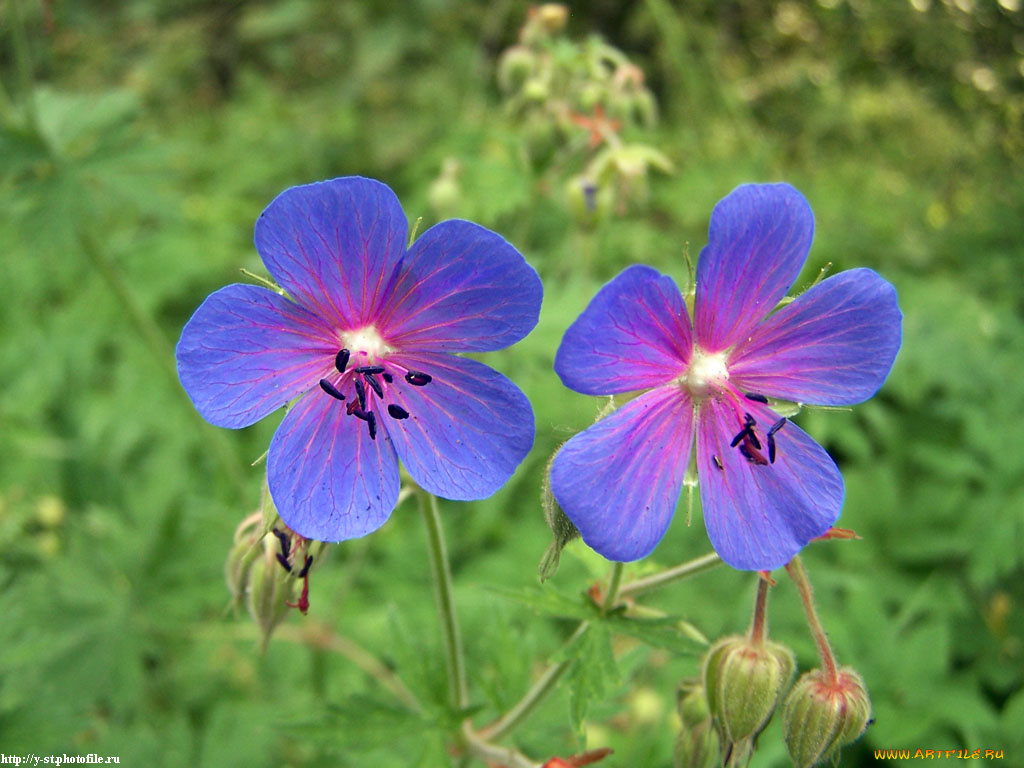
[702,635,795,743]
[782,667,871,768]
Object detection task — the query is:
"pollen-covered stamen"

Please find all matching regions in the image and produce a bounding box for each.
[319,378,346,401]
[405,371,432,387]
[387,404,409,420]
[335,348,350,373]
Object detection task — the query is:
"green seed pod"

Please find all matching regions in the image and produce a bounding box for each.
[702,635,795,742]
[673,720,720,768]
[782,667,871,768]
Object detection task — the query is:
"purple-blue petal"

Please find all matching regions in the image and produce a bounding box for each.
[267,389,400,542]
[696,398,842,570]
[381,352,534,500]
[378,220,542,352]
[695,184,814,352]
[728,269,902,406]
[554,265,692,396]
[254,177,408,327]
[550,387,694,561]
[176,284,336,429]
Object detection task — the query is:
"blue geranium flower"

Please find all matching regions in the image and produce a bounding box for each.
[550,183,902,571]
[177,177,542,541]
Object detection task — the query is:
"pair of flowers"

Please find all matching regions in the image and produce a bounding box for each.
[177,177,901,571]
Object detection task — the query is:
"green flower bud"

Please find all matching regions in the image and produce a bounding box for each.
[225,512,262,611]
[782,667,871,768]
[673,720,720,768]
[702,635,795,743]
[677,682,710,729]
[498,45,535,94]
[536,3,569,34]
[674,682,720,768]
[522,77,550,103]
[538,449,580,581]
[247,545,296,652]
[428,158,462,220]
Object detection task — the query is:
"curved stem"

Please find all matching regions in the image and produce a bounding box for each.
[480,622,590,742]
[601,561,625,614]
[618,552,722,597]
[462,723,540,768]
[418,489,469,711]
[786,556,838,682]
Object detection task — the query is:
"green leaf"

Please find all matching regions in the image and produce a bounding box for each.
[486,583,596,621]
[556,624,618,737]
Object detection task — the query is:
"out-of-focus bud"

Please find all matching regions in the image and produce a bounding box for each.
[538,455,579,581]
[522,76,550,103]
[782,667,871,768]
[702,635,795,743]
[428,157,462,220]
[225,511,262,611]
[537,4,569,34]
[247,542,296,652]
[498,45,536,94]
[674,682,720,768]
[565,175,611,229]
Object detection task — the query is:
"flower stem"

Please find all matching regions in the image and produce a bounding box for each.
[786,555,838,682]
[748,576,770,646]
[601,561,625,614]
[618,552,722,597]
[480,621,590,742]
[418,489,469,712]
[461,723,539,768]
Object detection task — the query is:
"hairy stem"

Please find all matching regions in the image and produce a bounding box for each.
[748,576,771,646]
[480,622,590,742]
[787,556,838,682]
[618,552,722,597]
[418,489,469,712]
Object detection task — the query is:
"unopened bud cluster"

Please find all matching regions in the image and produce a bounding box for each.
[225,510,321,651]
[493,3,670,224]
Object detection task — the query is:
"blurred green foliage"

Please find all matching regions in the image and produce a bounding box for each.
[1,0,1022,765]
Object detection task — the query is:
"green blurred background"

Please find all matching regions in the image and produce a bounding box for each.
[1,1,1022,765]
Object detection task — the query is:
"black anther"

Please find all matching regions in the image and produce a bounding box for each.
[271,527,290,558]
[354,365,385,374]
[405,371,432,386]
[354,379,367,410]
[712,455,723,470]
[297,555,313,579]
[382,372,393,383]
[335,348,350,373]
[363,372,384,398]
[275,553,292,572]
[319,378,346,401]
[387,404,409,420]
[745,392,769,404]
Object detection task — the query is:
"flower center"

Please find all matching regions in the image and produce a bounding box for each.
[340,325,393,363]
[316,337,432,442]
[682,347,729,400]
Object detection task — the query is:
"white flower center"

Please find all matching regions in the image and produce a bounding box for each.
[340,325,394,363]
[683,347,729,400]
